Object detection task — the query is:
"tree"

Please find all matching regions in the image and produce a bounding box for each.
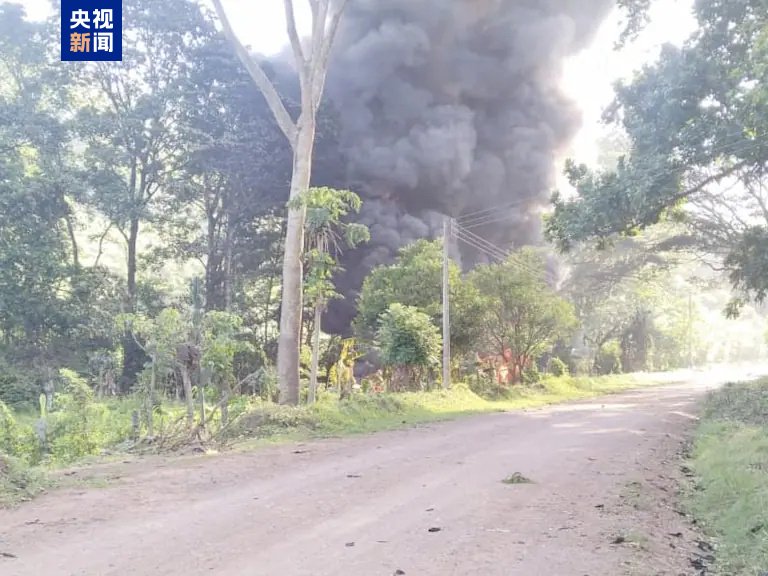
[0,4,120,376]
[76,0,212,391]
[354,240,484,362]
[293,187,369,403]
[560,226,681,369]
[469,250,577,380]
[201,311,250,426]
[212,0,349,405]
[546,0,768,312]
[166,33,291,313]
[376,304,441,392]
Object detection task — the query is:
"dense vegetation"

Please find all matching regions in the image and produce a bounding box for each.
[547,0,768,316]
[688,378,768,574]
[1,0,767,499]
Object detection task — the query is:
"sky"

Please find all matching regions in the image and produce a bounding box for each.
[15,0,698,168]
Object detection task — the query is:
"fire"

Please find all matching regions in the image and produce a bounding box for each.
[475,348,531,384]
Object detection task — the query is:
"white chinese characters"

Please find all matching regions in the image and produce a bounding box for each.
[93,9,113,30]
[94,32,113,53]
[70,9,90,29]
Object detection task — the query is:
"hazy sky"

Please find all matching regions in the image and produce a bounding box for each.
[15,0,697,166]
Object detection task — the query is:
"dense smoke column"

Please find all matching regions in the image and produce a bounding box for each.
[321,0,614,333]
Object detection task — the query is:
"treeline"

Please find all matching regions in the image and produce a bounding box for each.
[1,0,766,424]
[0,0,307,406]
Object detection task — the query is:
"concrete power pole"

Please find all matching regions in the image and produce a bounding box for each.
[442,216,451,389]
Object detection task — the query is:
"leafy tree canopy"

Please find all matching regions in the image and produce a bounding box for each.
[546,0,768,310]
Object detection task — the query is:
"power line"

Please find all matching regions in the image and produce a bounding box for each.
[458,133,768,230]
[453,223,511,259]
[451,221,559,284]
[452,223,510,260]
[460,211,521,230]
[457,199,527,224]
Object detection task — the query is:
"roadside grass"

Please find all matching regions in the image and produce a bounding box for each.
[0,454,49,507]
[687,378,768,575]
[228,374,645,446]
[0,372,657,505]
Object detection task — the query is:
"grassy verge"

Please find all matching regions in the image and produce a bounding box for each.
[0,454,49,506]
[687,378,768,575]
[0,372,655,505]
[227,374,645,445]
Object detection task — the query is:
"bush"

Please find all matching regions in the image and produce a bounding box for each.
[0,453,47,506]
[0,400,19,455]
[41,369,113,463]
[0,365,38,410]
[595,340,622,375]
[468,373,508,400]
[522,364,541,385]
[547,357,569,377]
[377,303,441,390]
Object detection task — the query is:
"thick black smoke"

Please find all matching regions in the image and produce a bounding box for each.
[317,0,614,333]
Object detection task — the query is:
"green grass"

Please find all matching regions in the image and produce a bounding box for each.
[228,374,645,446]
[687,378,768,575]
[0,373,654,505]
[0,454,49,506]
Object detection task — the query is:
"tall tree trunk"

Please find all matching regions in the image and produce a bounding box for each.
[64,212,80,270]
[179,364,194,428]
[147,362,155,437]
[205,207,219,311]
[277,120,314,405]
[120,217,144,393]
[223,217,233,312]
[309,299,322,404]
[264,272,274,350]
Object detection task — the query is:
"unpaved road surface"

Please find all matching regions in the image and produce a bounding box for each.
[0,377,747,575]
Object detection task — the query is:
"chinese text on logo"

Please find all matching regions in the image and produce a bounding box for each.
[61,0,122,61]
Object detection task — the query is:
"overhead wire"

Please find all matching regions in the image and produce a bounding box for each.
[451,220,559,284]
[455,131,768,230]
[456,199,526,223]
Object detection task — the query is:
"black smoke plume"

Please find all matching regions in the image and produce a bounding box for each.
[312,0,614,333]
[266,1,613,332]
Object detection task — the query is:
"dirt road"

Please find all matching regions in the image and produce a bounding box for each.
[0,379,733,575]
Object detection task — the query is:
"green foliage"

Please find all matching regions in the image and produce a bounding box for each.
[521,364,541,385]
[547,357,569,378]
[595,340,623,375]
[355,239,484,358]
[0,400,19,455]
[49,369,99,461]
[688,379,768,574]
[376,304,441,385]
[546,0,768,306]
[294,187,370,307]
[0,364,37,409]
[469,249,577,373]
[227,374,647,443]
[202,311,250,389]
[0,453,48,506]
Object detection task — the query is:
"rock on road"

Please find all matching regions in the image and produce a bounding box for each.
[0,373,754,576]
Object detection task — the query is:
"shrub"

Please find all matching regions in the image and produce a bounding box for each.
[0,365,38,410]
[522,364,541,385]
[468,373,508,400]
[0,453,48,506]
[547,357,569,377]
[595,340,622,375]
[0,400,19,455]
[377,303,441,390]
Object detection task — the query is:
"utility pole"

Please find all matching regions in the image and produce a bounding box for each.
[442,216,451,389]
